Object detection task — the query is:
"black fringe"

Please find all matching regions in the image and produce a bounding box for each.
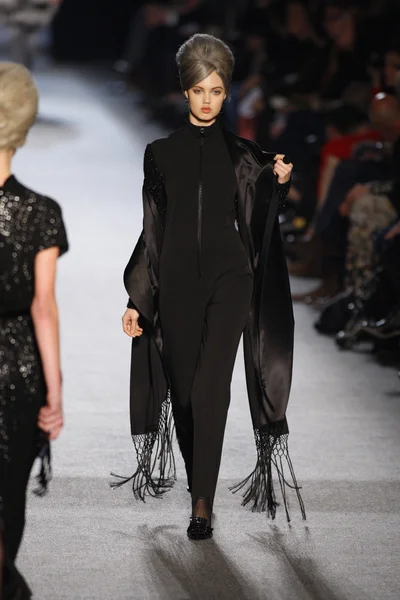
[230,423,306,522]
[33,437,52,497]
[110,392,176,500]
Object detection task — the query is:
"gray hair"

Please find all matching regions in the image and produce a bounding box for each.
[0,62,38,150]
[176,34,235,94]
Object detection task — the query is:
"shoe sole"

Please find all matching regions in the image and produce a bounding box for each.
[187,532,213,541]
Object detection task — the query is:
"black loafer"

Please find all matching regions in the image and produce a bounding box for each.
[187,516,213,540]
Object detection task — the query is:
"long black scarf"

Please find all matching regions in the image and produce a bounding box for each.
[112,129,306,521]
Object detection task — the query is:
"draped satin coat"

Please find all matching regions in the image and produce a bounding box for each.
[120,126,305,521]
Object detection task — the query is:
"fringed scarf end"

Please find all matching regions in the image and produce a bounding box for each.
[110,393,176,501]
[230,423,306,522]
[33,436,52,497]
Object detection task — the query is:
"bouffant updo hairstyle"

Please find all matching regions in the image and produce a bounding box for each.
[176,33,235,96]
[0,62,38,151]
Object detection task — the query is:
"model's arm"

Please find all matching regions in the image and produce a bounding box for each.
[273,154,293,208]
[122,306,143,338]
[31,246,63,440]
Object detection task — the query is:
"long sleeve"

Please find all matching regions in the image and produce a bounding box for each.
[261,150,291,208]
[126,144,166,311]
[277,179,291,209]
[142,143,166,225]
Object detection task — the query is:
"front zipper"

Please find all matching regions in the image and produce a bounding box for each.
[197,128,204,278]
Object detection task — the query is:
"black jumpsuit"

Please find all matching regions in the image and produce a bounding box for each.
[151,119,254,509]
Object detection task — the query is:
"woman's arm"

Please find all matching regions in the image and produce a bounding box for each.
[122,308,143,338]
[122,143,165,336]
[31,246,63,440]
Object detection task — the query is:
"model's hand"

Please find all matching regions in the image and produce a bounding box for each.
[273,154,293,184]
[122,308,143,338]
[38,396,63,440]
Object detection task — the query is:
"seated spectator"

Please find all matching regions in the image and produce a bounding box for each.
[310,104,382,236]
[289,93,398,302]
[284,104,384,253]
[308,93,400,334]
[340,93,400,219]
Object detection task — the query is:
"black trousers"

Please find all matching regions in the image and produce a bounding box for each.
[3,406,39,562]
[159,266,253,508]
[1,314,44,597]
[1,407,38,599]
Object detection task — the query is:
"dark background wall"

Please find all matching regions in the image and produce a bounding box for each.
[51,0,136,61]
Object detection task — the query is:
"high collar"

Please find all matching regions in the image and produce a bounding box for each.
[185,115,220,139]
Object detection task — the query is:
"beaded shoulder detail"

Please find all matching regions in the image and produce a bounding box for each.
[144,144,166,223]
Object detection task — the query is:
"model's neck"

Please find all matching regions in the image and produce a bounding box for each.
[0,149,14,185]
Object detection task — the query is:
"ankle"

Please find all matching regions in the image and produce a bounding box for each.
[192,496,211,524]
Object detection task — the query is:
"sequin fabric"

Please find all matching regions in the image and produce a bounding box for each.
[0,315,45,463]
[144,144,166,225]
[0,175,68,506]
[277,180,290,209]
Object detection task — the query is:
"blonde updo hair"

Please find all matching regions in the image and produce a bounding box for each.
[176,34,235,95]
[0,62,38,150]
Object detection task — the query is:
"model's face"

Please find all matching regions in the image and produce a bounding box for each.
[185,71,227,126]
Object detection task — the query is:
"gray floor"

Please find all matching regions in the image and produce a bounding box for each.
[14,66,400,600]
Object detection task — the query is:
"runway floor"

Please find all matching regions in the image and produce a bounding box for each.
[15,65,400,600]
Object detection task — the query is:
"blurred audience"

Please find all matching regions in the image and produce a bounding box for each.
[0,0,62,68]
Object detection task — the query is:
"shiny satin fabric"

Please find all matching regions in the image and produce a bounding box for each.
[124,129,294,437]
[221,130,294,432]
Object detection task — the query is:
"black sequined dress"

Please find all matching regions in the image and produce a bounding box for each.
[0,175,68,596]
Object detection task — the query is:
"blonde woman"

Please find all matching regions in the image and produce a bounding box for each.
[117,34,306,540]
[0,63,67,598]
